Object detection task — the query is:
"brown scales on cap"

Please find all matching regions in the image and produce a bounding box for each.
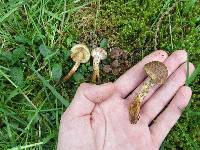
[144,61,168,84]
[129,61,168,124]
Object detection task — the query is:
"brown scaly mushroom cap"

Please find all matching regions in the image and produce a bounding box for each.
[71,44,90,63]
[91,47,107,60]
[144,61,168,84]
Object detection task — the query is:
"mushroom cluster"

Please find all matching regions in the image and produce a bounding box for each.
[64,44,107,82]
[128,61,168,124]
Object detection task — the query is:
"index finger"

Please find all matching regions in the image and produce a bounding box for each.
[114,50,168,98]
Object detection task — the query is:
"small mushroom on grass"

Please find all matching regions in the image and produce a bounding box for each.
[129,61,168,124]
[91,47,107,83]
[63,44,90,81]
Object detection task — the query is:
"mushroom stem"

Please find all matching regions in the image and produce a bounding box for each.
[128,95,141,124]
[129,61,168,124]
[64,51,84,81]
[92,57,100,83]
[63,61,81,81]
[138,78,156,99]
[129,78,156,124]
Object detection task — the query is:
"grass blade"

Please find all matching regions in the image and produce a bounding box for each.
[8,142,43,150]
[186,52,190,86]
[8,132,56,150]
[0,8,18,23]
[186,64,200,85]
[31,67,69,107]
[0,69,37,109]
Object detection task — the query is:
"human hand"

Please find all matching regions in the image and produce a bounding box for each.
[57,50,194,150]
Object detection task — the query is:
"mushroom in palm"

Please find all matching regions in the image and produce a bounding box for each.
[63,44,90,81]
[129,61,168,124]
[91,47,107,83]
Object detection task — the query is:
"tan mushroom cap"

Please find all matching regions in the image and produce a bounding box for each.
[91,47,107,60]
[144,61,168,84]
[71,44,90,63]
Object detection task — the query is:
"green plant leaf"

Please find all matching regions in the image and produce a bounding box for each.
[10,67,24,87]
[39,44,52,58]
[100,38,108,49]
[63,49,71,60]
[0,51,13,63]
[12,45,26,63]
[73,72,84,82]
[13,45,26,59]
[15,35,32,45]
[51,63,62,81]
[66,36,73,46]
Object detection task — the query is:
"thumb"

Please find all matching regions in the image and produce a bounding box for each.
[78,82,115,103]
[64,82,115,117]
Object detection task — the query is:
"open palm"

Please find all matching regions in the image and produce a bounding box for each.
[57,50,194,150]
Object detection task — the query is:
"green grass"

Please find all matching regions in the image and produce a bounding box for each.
[0,0,200,149]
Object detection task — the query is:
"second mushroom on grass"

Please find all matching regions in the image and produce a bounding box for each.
[91,47,107,83]
[63,44,90,81]
[128,61,168,124]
